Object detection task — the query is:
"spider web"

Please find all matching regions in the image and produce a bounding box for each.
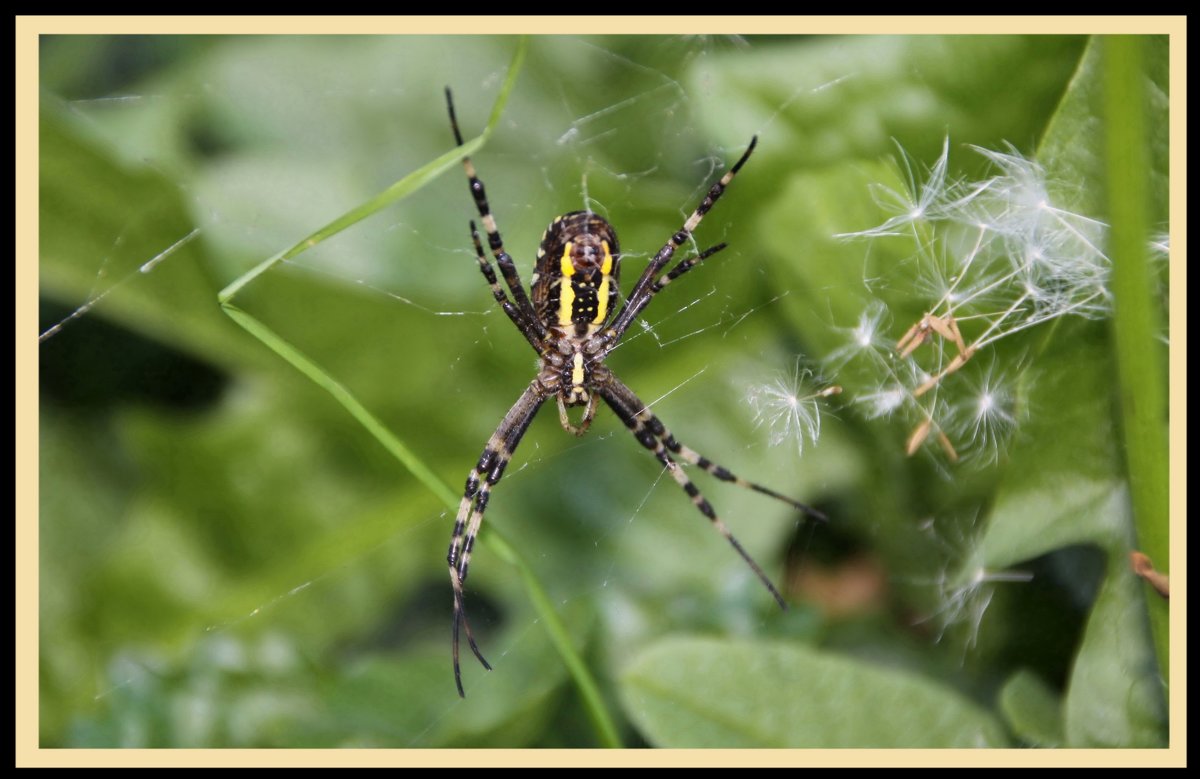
[38,35,851,749]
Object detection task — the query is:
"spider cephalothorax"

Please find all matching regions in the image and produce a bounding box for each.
[444,88,824,697]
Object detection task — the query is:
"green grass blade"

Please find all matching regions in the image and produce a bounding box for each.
[221,303,457,507]
[217,37,622,746]
[218,36,528,305]
[488,532,623,748]
[1101,36,1169,685]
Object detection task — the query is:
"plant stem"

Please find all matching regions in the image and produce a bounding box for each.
[1101,35,1169,687]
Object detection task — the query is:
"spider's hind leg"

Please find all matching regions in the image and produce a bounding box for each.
[447,384,546,697]
[660,429,826,523]
[598,377,821,609]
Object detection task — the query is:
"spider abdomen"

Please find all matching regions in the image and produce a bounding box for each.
[530,211,621,337]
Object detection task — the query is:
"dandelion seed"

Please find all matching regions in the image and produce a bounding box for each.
[935,429,960,462]
[1130,551,1170,599]
[825,301,893,371]
[915,516,1034,652]
[746,358,833,457]
[834,137,955,239]
[858,384,908,419]
[911,236,977,312]
[948,361,1022,465]
[855,314,880,348]
[932,564,1033,651]
[1149,232,1170,259]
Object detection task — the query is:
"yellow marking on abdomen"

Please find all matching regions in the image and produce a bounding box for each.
[593,241,614,325]
[557,242,576,327]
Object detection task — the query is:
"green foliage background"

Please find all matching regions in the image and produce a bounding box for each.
[39,35,1169,748]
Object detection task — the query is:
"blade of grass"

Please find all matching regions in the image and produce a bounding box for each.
[1101,36,1168,686]
[488,532,623,749]
[222,303,457,506]
[217,39,623,747]
[219,37,527,304]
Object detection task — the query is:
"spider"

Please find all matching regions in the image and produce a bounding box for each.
[444,88,825,697]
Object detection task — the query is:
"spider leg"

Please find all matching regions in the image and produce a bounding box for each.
[652,243,728,293]
[447,384,546,697]
[445,88,544,340]
[603,376,826,518]
[609,243,730,339]
[598,377,791,609]
[664,435,826,521]
[607,137,757,342]
[468,221,545,352]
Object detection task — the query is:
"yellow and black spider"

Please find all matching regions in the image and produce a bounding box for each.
[444,89,824,697]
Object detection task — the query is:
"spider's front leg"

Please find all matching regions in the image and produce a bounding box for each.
[467,220,545,353]
[606,136,757,343]
[445,88,544,341]
[447,384,546,697]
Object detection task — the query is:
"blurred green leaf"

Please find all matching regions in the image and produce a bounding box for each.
[692,35,1085,168]
[40,98,245,363]
[976,348,1164,749]
[998,668,1064,747]
[620,636,1008,747]
[1039,36,1169,223]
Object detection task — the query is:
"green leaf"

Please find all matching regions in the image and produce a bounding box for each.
[320,636,573,748]
[692,35,1085,167]
[1038,36,1169,223]
[971,334,1166,747]
[998,669,1064,747]
[1061,550,1166,747]
[620,636,1007,748]
[39,97,249,364]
